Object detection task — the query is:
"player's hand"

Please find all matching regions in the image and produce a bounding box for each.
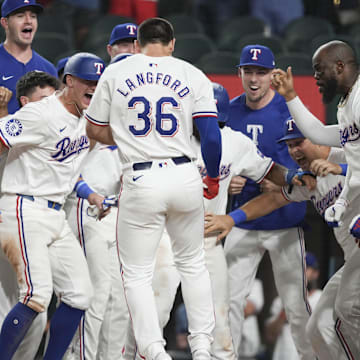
[271,67,297,102]
[203,175,220,199]
[349,214,360,245]
[286,169,317,190]
[310,159,342,177]
[0,86,12,116]
[228,175,247,195]
[324,198,348,227]
[204,212,234,242]
[88,193,111,220]
[260,179,281,193]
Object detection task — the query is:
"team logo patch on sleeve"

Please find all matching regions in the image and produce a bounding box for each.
[5,119,23,137]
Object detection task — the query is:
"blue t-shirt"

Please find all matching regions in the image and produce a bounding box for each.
[227,92,306,230]
[0,44,57,114]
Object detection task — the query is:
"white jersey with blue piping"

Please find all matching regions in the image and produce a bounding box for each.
[282,148,357,261]
[85,53,217,164]
[0,93,89,204]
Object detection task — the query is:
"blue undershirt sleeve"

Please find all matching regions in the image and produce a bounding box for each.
[194,116,221,178]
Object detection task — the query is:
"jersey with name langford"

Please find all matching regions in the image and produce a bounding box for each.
[85,54,217,164]
[0,94,89,204]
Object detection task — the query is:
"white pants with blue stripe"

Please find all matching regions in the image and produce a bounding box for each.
[224,226,315,360]
[0,194,93,313]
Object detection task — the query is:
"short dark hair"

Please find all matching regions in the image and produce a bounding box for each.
[16,71,59,106]
[137,17,174,47]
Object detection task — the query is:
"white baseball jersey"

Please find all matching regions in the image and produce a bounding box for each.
[197,126,274,215]
[85,53,217,163]
[79,143,122,196]
[281,148,357,260]
[0,94,89,203]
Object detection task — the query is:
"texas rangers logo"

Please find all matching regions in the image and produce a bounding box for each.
[94,62,104,75]
[340,123,360,146]
[286,118,295,132]
[250,48,262,60]
[126,24,137,35]
[51,135,89,162]
[247,124,263,145]
[5,118,22,137]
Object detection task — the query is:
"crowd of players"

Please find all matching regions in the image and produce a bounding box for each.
[0,0,360,360]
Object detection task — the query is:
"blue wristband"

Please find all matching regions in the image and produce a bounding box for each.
[340,164,347,176]
[228,209,247,225]
[75,181,94,199]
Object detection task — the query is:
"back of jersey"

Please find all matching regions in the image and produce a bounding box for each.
[86,54,217,163]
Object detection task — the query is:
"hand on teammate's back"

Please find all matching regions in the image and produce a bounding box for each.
[228,175,247,195]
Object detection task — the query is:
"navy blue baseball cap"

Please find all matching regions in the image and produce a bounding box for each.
[278,118,304,142]
[306,252,319,269]
[237,45,275,69]
[1,0,43,17]
[109,23,137,45]
[212,82,230,124]
[56,57,69,75]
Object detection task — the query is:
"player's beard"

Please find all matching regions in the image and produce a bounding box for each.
[307,279,318,292]
[321,77,338,104]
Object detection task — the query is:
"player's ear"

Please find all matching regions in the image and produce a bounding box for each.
[134,40,141,54]
[106,44,112,58]
[20,96,29,107]
[0,17,8,30]
[237,67,242,78]
[65,75,74,88]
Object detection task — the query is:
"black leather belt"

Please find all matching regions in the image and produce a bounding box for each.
[133,156,191,171]
[17,194,62,211]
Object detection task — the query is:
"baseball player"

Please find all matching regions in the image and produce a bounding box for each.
[0,0,57,114]
[272,40,360,355]
[221,44,316,360]
[0,70,59,360]
[85,17,222,360]
[0,52,105,360]
[122,84,316,360]
[205,120,360,359]
[106,22,138,59]
[56,57,70,89]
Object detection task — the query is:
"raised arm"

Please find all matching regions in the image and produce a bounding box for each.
[272,67,341,147]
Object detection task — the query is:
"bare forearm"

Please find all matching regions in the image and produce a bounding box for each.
[241,191,288,221]
[265,163,288,186]
[86,122,115,145]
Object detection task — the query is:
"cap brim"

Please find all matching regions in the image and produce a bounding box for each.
[277,134,305,143]
[109,37,136,46]
[236,62,275,69]
[3,4,43,17]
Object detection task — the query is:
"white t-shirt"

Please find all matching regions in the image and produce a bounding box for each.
[0,94,89,204]
[85,54,217,164]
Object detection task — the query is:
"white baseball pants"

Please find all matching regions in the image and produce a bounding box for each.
[65,198,128,360]
[224,226,315,360]
[118,161,215,358]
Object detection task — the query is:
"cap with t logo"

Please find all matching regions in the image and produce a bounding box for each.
[237,44,275,69]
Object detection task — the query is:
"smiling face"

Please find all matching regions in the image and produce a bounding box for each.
[312,50,339,104]
[239,65,273,108]
[2,8,38,47]
[286,138,319,171]
[68,75,97,112]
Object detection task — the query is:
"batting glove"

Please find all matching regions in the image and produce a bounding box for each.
[324,198,348,227]
[349,214,360,239]
[203,175,220,199]
[102,195,118,210]
[285,169,315,185]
